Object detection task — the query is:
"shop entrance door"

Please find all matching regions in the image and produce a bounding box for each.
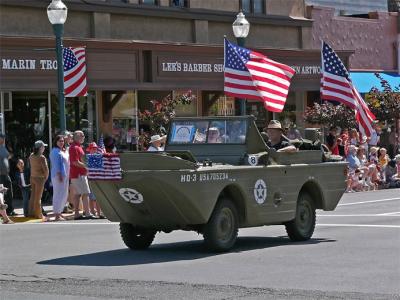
[1,91,49,159]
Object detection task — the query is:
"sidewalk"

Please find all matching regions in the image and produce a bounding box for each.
[7,198,77,223]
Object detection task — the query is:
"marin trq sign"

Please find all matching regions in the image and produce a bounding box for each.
[1,58,58,70]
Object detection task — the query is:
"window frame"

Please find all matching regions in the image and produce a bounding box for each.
[140,0,160,6]
[239,0,265,15]
[169,0,190,8]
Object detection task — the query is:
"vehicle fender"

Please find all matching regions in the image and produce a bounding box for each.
[215,184,247,225]
[298,180,325,209]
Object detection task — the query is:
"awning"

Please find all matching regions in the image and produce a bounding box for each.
[349,72,400,93]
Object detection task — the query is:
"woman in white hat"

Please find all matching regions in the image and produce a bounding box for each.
[147,135,166,152]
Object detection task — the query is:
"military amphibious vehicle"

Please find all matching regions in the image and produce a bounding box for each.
[90,116,346,252]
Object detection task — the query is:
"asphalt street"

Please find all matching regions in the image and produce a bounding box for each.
[1,188,399,299]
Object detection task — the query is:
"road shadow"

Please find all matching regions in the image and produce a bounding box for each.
[38,236,335,267]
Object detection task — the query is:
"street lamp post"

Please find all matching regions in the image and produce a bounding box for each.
[47,0,68,132]
[232,11,250,116]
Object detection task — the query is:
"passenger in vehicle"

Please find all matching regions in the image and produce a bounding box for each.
[147,135,166,151]
[207,127,222,144]
[265,120,296,153]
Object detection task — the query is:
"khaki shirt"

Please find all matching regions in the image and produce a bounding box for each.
[29,154,49,179]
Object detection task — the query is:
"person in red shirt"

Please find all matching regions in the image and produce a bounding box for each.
[326,126,339,155]
[69,130,92,220]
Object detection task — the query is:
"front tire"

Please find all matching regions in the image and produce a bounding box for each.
[285,193,316,241]
[203,199,238,252]
[119,223,156,250]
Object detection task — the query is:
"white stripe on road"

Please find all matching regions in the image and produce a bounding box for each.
[318,214,400,217]
[318,224,400,228]
[1,222,119,226]
[377,212,400,216]
[338,197,400,206]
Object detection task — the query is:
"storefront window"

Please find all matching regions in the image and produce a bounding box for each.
[51,91,97,144]
[202,91,235,116]
[2,91,49,159]
[112,91,138,151]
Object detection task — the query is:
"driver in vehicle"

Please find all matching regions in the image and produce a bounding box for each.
[265,120,297,153]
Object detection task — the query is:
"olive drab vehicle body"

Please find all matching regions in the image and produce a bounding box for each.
[90,116,347,252]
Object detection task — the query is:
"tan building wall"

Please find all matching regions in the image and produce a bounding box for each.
[111,14,194,43]
[266,0,305,17]
[190,0,239,12]
[0,1,311,49]
[0,6,92,38]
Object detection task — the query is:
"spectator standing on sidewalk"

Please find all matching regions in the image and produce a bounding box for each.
[63,130,74,212]
[50,135,70,221]
[368,122,380,148]
[69,131,92,220]
[349,128,359,146]
[85,142,105,219]
[326,126,339,155]
[28,140,49,221]
[0,133,16,216]
[388,126,398,158]
[15,159,30,217]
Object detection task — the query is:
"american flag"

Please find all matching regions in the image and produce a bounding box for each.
[63,47,88,97]
[320,42,375,137]
[87,153,122,180]
[224,38,295,112]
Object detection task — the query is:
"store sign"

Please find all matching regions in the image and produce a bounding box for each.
[157,54,224,79]
[290,65,322,75]
[1,58,58,70]
[159,59,321,76]
[161,61,223,73]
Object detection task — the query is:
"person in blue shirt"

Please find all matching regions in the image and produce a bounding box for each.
[50,135,70,221]
[346,145,361,171]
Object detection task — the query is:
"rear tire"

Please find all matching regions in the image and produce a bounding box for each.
[119,223,156,250]
[203,199,238,252]
[285,193,316,241]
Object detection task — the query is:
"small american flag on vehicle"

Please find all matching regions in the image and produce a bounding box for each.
[87,153,122,180]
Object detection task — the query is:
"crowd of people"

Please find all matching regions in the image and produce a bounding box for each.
[0,131,109,224]
[324,123,400,192]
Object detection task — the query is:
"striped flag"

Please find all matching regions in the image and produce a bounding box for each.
[87,153,122,180]
[223,38,295,112]
[320,42,375,137]
[63,47,88,97]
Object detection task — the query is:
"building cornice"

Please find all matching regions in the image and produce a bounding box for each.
[0,0,313,27]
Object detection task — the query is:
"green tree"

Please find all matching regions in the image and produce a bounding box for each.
[139,91,195,135]
[365,73,400,129]
[304,102,357,129]
[138,91,195,149]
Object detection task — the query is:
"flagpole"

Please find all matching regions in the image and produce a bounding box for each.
[54,24,66,132]
[135,91,139,152]
[224,95,227,117]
